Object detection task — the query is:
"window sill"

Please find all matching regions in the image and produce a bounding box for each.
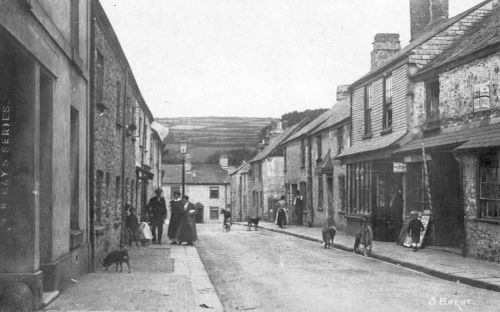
[473,217,500,225]
[94,225,106,236]
[380,127,393,136]
[362,133,372,140]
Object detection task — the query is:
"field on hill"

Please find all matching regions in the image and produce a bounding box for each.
[156,116,274,164]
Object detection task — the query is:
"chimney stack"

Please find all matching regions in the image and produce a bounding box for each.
[410,0,448,40]
[219,154,229,170]
[371,33,401,70]
[336,85,350,101]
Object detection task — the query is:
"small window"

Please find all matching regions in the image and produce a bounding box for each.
[300,138,306,168]
[317,176,324,210]
[473,83,491,111]
[210,186,219,199]
[316,135,322,161]
[425,80,440,125]
[210,206,219,220]
[364,84,372,135]
[383,75,393,129]
[479,152,500,219]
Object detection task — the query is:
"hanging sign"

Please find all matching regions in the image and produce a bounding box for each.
[393,162,407,173]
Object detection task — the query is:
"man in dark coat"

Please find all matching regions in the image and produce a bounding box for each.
[146,188,167,244]
[293,191,303,225]
[167,191,183,244]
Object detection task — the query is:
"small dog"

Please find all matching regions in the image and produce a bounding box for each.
[103,249,130,273]
[322,225,336,249]
[247,217,261,231]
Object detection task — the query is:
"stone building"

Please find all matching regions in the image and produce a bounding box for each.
[162,156,231,223]
[395,2,500,261]
[308,87,350,228]
[230,162,251,222]
[247,120,306,222]
[0,0,91,309]
[337,0,498,244]
[91,0,140,268]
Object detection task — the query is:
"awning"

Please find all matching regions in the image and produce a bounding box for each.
[394,120,500,154]
[336,130,408,161]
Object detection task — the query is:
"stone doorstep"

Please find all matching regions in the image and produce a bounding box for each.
[42,290,59,307]
[237,222,500,293]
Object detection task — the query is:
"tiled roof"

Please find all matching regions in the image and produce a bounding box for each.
[250,119,308,163]
[337,130,407,158]
[311,101,350,135]
[395,119,500,154]
[417,6,500,75]
[350,0,492,88]
[162,164,230,184]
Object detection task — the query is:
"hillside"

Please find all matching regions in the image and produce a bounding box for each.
[156,116,274,163]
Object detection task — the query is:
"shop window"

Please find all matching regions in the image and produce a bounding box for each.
[210,206,219,220]
[210,186,219,199]
[425,79,440,127]
[479,152,500,219]
[383,75,393,130]
[364,84,372,136]
[346,162,372,214]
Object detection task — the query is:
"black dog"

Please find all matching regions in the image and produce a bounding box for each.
[247,217,261,231]
[103,249,130,273]
[322,225,336,249]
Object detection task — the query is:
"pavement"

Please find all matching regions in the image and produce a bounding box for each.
[42,237,223,312]
[236,221,500,293]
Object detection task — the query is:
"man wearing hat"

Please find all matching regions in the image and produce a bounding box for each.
[407,211,424,252]
[146,188,167,244]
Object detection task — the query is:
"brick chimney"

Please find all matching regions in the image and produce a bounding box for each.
[219,154,229,170]
[336,85,350,101]
[410,0,448,40]
[371,33,401,70]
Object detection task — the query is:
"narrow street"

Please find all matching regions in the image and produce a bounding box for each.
[196,223,500,312]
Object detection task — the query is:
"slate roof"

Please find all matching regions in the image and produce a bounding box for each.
[311,101,350,135]
[416,5,500,76]
[250,119,308,163]
[394,119,500,154]
[162,164,230,184]
[336,130,407,158]
[282,106,341,144]
[350,0,492,88]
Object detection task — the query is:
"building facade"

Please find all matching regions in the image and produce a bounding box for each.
[0,0,91,309]
[230,162,251,222]
[338,0,499,245]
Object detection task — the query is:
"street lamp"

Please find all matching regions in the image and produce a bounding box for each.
[179,139,188,197]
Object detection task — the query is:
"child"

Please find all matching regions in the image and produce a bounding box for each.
[125,206,140,247]
[354,217,373,256]
[407,211,424,252]
[221,209,232,231]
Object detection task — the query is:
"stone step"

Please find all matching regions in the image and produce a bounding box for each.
[42,290,59,307]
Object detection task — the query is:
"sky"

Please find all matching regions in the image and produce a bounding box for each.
[100,0,483,119]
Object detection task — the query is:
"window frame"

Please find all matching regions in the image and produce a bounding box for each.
[337,127,344,155]
[209,206,219,220]
[317,176,324,210]
[96,49,104,104]
[300,138,306,168]
[425,79,440,126]
[479,152,500,219]
[364,84,372,136]
[210,186,220,199]
[382,75,393,130]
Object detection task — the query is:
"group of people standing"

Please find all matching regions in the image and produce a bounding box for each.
[145,189,198,246]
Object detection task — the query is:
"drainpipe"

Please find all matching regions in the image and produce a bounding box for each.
[307,137,313,226]
[453,150,467,258]
[88,0,96,272]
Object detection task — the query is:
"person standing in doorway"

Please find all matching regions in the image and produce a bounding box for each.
[293,191,304,225]
[176,195,198,246]
[168,191,182,244]
[275,195,288,229]
[407,211,424,252]
[146,188,167,244]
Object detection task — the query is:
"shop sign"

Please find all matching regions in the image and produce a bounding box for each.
[393,162,407,173]
[0,102,10,226]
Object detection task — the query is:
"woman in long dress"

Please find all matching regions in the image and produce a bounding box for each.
[275,195,288,229]
[176,195,198,245]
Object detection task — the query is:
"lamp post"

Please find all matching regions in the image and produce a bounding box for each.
[179,139,188,197]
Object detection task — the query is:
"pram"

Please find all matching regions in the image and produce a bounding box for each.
[221,209,232,232]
